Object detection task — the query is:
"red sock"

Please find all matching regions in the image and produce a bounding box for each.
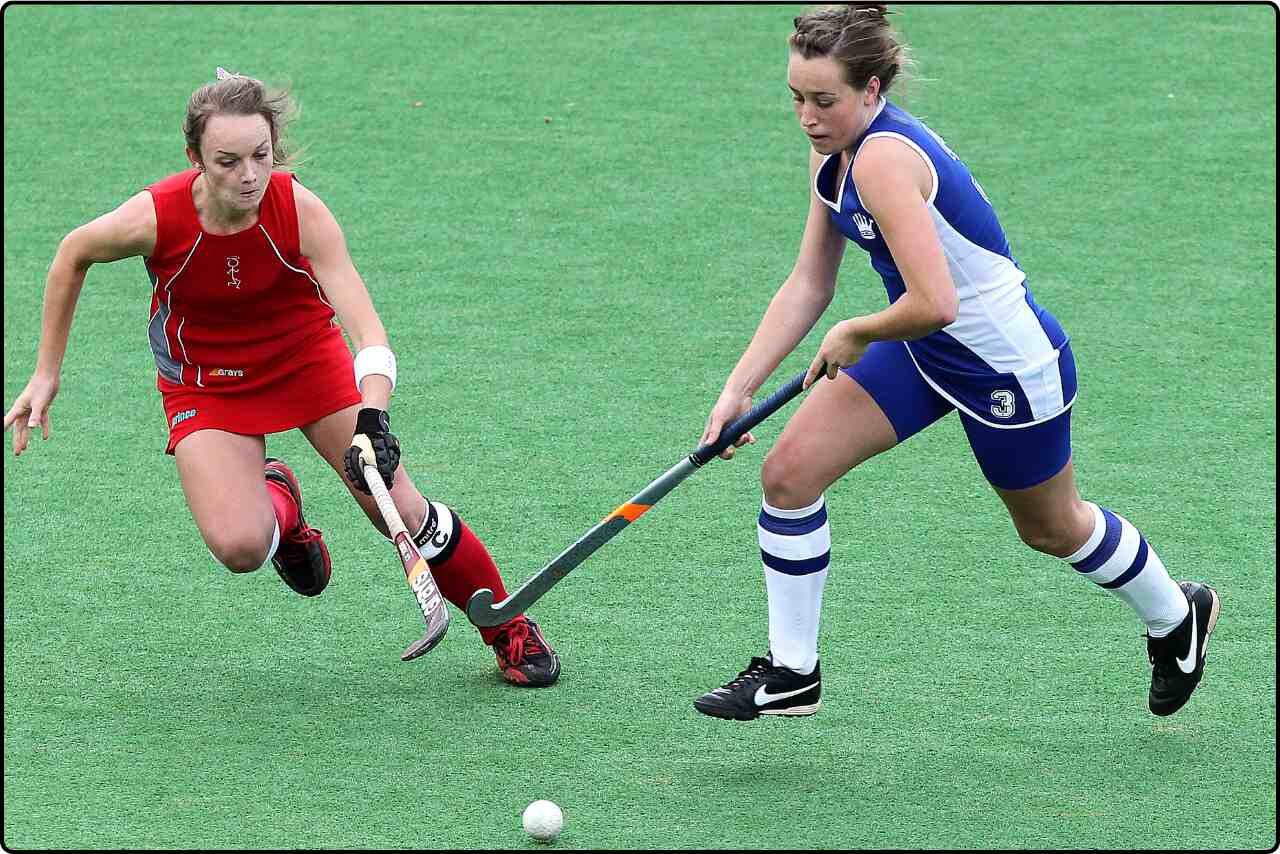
[265,479,300,537]
[426,514,522,646]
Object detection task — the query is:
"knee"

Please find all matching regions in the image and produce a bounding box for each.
[1015,521,1081,559]
[761,443,821,509]
[206,529,272,574]
[1015,500,1096,558]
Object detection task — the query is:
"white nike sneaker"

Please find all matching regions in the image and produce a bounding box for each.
[693,655,821,721]
[1147,582,1220,716]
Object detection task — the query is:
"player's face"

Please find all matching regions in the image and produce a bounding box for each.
[193,113,274,214]
[788,53,878,154]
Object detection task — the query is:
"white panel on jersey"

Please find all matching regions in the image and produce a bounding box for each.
[928,207,1066,420]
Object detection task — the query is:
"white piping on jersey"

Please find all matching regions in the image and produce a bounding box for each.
[175,317,202,387]
[903,343,1077,430]
[854,132,939,207]
[257,224,335,313]
[813,98,887,213]
[148,233,203,386]
[175,317,191,364]
[814,154,851,213]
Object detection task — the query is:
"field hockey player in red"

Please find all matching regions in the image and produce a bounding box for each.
[3,68,560,687]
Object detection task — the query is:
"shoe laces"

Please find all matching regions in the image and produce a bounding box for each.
[1144,629,1184,676]
[722,656,774,691]
[497,619,544,667]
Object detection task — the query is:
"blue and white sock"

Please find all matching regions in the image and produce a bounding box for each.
[759,496,830,675]
[1065,502,1188,636]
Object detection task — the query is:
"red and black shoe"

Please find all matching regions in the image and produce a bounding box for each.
[263,458,332,597]
[493,617,561,687]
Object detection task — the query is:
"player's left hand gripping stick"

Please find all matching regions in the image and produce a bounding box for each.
[466,366,824,627]
[363,461,450,660]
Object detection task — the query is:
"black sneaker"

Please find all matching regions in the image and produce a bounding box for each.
[493,617,561,687]
[1147,582,1220,716]
[694,655,821,721]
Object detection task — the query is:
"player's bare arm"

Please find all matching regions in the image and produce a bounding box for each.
[294,180,403,499]
[3,192,157,455]
[704,149,847,459]
[294,181,392,410]
[806,138,959,384]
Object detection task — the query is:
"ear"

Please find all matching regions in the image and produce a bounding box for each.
[864,76,882,103]
[186,146,204,171]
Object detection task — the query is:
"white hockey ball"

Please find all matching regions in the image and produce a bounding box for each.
[522,799,563,842]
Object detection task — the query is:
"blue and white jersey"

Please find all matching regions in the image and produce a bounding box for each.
[815,99,1075,428]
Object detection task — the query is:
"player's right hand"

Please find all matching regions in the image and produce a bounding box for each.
[3,373,59,457]
[701,389,755,461]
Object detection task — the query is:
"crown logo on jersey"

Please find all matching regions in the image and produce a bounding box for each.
[852,212,877,240]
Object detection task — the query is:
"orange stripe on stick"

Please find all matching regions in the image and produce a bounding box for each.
[406,557,430,585]
[606,502,652,523]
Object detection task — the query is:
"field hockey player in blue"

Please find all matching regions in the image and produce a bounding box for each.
[693,4,1219,722]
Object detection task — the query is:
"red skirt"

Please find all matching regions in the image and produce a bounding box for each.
[159,328,362,454]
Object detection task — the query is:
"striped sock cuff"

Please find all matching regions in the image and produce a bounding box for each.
[759,497,830,576]
[1067,503,1149,589]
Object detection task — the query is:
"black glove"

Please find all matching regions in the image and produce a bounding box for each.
[344,408,401,494]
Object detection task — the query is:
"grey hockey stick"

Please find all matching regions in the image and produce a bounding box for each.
[364,463,450,660]
[465,367,821,627]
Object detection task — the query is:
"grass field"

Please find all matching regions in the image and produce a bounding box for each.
[3,4,1276,850]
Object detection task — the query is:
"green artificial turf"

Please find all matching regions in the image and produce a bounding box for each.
[4,4,1275,850]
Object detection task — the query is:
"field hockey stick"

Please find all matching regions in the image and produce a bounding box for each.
[363,463,450,661]
[465,366,823,627]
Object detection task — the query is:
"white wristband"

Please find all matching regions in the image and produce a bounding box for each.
[354,345,397,392]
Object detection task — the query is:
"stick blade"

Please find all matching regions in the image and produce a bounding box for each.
[401,623,448,661]
[465,588,502,627]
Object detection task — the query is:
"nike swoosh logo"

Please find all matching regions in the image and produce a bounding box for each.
[755,681,819,706]
[1176,602,1198,674]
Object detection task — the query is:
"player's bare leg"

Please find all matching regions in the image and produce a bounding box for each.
[992,459,1093,558]
[760,371,898,510]
[299,405,428,535]
[994,456,1217,716]
[696,373,897,720]
[174,428,330,595]
[176,430,273,571]
[301,404,560,685]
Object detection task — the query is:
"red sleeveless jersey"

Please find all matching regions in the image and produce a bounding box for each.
[144,169,339,393]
